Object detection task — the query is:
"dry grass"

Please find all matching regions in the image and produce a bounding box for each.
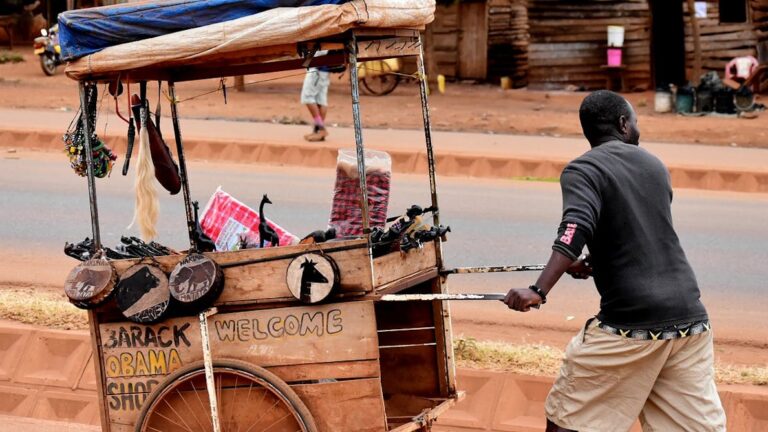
[716,364,768,386]
[0,289,88,330]
[454,336,768,386]
[454,336,563,376]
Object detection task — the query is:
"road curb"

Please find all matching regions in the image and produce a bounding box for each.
[1,128,767,193]
[0,321,766,431]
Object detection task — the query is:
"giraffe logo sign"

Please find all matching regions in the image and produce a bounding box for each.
[286,252,339,303]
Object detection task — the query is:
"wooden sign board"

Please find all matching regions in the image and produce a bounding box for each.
[99,301,380,429]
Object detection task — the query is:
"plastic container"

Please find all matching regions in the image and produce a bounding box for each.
[607,48,622,67]
[714,88,736,114]
[607,26,625,47]
[654,90,673,113]
[696,89,713,112]
[675,86,695,114]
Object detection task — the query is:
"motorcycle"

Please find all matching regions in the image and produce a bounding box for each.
[33,24,62,76]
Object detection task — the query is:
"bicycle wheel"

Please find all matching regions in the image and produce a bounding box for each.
[362,61,400,96]
[135,359,317,432]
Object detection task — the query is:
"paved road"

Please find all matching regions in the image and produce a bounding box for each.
[1,150,767,353]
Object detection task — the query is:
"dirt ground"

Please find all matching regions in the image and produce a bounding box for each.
[1,52,767,148]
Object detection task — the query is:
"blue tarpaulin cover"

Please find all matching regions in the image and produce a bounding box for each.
[58,0,347,61]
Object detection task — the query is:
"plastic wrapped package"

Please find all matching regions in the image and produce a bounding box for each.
[329,149,392,238]
[200,187,298,251]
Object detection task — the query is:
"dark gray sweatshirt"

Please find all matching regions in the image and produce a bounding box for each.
[553,141,708,329]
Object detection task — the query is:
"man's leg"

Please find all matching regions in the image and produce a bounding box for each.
[546,419,577,432]
[306,103,325,129]
[304,103,327,141]
[301,70,327,141]
[309,71,330,140]
[545,319,663,432]
[640,330,726,432]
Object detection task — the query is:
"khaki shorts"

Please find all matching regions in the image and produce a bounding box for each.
[545,318,726,432]
[300,69,330,106]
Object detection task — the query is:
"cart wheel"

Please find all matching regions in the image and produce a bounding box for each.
[135,359,317,432]
[362,61,400,96]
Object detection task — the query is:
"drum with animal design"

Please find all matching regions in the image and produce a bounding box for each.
[64,259,118,309]
[115,263,171,323]
[168,253,224,313]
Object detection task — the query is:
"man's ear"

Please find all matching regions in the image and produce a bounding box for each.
[618,115,628,135]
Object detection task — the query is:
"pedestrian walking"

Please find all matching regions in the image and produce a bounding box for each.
[504,90,727,432]
[301,64,331,142]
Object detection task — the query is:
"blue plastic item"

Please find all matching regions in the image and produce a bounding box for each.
[58,0,347,61]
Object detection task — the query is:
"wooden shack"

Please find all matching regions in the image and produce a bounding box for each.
[683,0,768,86]
[428,0,768,91]
[430,0,528,87]
[526,0,651,90]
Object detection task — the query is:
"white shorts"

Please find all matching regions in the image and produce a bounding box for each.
[300,69,330,106]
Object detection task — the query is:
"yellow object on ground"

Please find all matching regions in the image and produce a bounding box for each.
[437,74,446,94]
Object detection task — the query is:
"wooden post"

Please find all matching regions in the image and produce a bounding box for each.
[686,0,702,82]
[234,75,245,92]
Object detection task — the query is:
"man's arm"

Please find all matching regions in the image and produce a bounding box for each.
[502,250,575,311]
[503,165,600,312]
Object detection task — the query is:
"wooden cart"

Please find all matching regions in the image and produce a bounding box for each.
[64,11,462,431]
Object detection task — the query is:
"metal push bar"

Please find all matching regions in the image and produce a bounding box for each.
[168,82,197,250]
[347,35,372,239]
[416,35,443,268]
[441,264,546,275]
[78,82,103,252]
[379,293,539,309]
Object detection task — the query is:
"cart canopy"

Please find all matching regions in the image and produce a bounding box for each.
[64,0,434,81]
[58,0,348,61]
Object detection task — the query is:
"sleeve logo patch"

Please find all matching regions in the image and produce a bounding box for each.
[560,223,577,245]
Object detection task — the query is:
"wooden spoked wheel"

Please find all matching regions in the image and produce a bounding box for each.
[136,360,317,432]
[361,60,400,96]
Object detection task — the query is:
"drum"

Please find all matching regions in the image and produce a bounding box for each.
[115,263,171,323]
[64,259,118,309]
[168,253,224,313]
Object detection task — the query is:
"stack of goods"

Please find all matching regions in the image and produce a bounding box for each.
[200,187,298,251]
[63,85,118,178]
[370,205,450,257]
[64,236,177,261]
[329,149,391,238]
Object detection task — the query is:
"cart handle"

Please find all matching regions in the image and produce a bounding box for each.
[379,293,539,309]
[440,264,545,275]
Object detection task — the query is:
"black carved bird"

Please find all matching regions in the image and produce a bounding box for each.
[259,194,280,248]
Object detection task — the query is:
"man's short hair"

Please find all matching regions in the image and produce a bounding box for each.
[579,90,632,143]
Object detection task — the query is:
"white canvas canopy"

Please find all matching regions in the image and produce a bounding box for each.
[65,0,435,81]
